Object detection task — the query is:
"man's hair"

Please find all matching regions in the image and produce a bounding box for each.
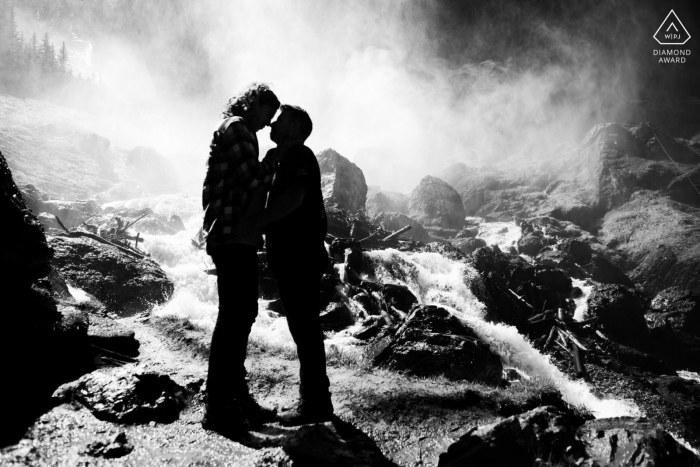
[223,82,280,118]
[281,104,313,140]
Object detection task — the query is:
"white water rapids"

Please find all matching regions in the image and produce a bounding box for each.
[100,193,639,418]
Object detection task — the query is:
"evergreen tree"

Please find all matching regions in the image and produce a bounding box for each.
[30,31,37,57]
[40,32,51,65]
[58,41,68,74]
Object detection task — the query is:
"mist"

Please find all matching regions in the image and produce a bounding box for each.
[11,0,699,192]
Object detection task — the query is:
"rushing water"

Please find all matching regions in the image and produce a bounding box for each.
[103,194,639,418]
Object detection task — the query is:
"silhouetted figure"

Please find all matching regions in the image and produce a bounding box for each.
[201,83,280,436]
[243,105,333,425]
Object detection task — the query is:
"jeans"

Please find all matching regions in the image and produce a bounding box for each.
[271,244,331,406]
[206,243,258,406]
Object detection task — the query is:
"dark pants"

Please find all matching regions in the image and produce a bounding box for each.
[206,243,258,406]
[271,244,331,406]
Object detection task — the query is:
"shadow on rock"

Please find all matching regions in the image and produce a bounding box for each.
[236,417,396,466]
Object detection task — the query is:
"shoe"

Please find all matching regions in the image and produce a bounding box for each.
[201,404,247,438]
[277,403,334,426]
[236,392,277,428]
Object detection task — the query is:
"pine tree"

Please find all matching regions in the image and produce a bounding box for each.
[31,31,37,57]
[58,41,68,74]
[40,32,51,66]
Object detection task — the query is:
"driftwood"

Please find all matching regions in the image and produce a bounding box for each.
[55,215,145,260]
[383,225,411,242]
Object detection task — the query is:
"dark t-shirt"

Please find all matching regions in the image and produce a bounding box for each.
[265,144,327,268]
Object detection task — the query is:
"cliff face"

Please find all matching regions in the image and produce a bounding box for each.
[317,149,368,213]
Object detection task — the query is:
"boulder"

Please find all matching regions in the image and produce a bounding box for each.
[586,284,649,343]
[41,199,102,230]
[647,287,700,336]
[517,235,546,256]
[600,191,700,295]
[365,190,408,218]
[320,302,355,331]
[373,212,434,243]
[368,305,503,384]
[127,146,181,193]
[317,149,367,212]
[408,175,466,230]
[50,236,174,315]
[53,368,187,424]
[381,283,418,313]
[424,226,459,239]
[82,432,133,459]
[585,255,634,287]
[88,316,140,357]
[438,406,575,467]
[650,376,700,447]
[577,417,700,467]
[453,237,486,255]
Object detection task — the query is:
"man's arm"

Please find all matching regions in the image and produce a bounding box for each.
[246,180,305,230]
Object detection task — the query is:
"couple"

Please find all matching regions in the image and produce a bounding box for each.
[201,83,332,436]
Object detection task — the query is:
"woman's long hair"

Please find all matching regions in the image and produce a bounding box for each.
[222,82,280,118]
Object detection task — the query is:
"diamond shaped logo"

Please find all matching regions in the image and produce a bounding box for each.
[654,10,691,45]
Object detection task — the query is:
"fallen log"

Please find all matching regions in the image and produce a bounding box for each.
[382,225,411,242]
[55,215,146,260]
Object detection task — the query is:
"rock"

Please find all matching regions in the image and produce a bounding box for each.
[650,376,700,446]
[408,175,466,230]
[381,284,418,313]
[587,284,649,343]
[577,417,700,467]
[42,199,102,230]
[2,156,53,288]
[88,316,140,357]
[320,302,355,331]
[418,242,468,262]
[424,226,459,239]
[53,368,187,424]
[585,255,634,287]
[533,266,572,294]
[282,419,391,467]
[369,305,503,384]
[20,183,48,214]
[82,432,133,458]
[1,152,94,445]
[559,238,593,265]
[517,235,546,256]
[50,236,174,315]
[453,237,487,255]
[317,148,367,212]
[168,214,186,232]
[37,212,60,230]
[325,206,352,237]
[456,228,478,238]
[438,406,574,467]
[647,287,700,336]
[127,146,181,193]
[373,211,435,243]
[365,190,407,218]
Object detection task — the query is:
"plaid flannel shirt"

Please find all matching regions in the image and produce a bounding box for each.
[202,116,275,253]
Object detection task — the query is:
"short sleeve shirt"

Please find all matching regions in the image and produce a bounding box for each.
[265,145,327,261]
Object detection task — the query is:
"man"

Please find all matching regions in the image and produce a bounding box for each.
[242,105,334,425]
[201,83,280,435]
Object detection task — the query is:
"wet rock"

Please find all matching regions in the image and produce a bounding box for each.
[518,235,546,256]
[534,266,572,294]
[53,368,187,424]
[42,199,102,230]
[587,284,649,343]
[325,206,353,237]
[88,316,140,357]
[317,148,368,212]
[373,212,434,243]
[369,304,503,384]
[577,417,700,467]
[168,214,186,232]
[438,406,574,467]
[647,287,700,336]
[456,228,478,238]
[127,146,181,193]
[408,175,466,230]
[559,238,593,265]
[453,237,487,255]
[425,226,459,239]
[382,284,418,313]
[50,236,174,315]
[418,242,468,261]
[82,432,133,458]
[320,302,355,331]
